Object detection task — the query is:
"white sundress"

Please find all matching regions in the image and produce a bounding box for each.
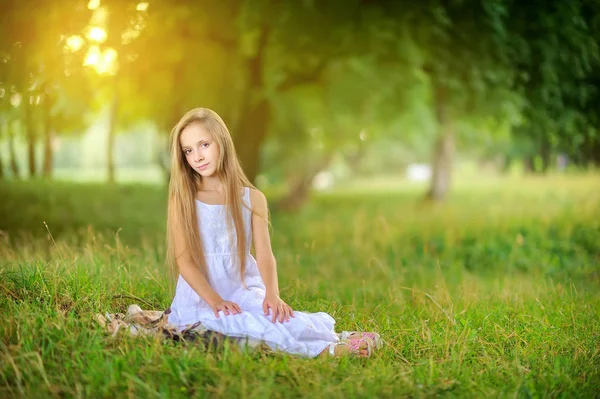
[168,187,339,357]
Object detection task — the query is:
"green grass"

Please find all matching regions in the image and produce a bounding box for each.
[1,175,599,398]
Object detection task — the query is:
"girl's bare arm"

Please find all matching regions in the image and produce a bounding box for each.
[250,189,280,296]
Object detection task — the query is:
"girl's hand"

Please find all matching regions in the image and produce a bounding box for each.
[263,293,295,323]
[210,299,242,318]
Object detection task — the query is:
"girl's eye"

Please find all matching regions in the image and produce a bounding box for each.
[184,149,191,155]
[201,143,210,148]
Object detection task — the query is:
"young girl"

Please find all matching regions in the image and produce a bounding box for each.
[166,108,381,358]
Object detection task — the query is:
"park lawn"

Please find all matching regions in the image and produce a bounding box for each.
[0,175,599,398]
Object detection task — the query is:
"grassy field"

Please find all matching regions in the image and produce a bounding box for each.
[1,175,599,398]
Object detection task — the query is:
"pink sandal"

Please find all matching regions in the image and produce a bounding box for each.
[339,331,383,350]
[328,337,374,358]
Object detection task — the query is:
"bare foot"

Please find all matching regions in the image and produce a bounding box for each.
[320,337,374,358]
[339,331,382,350]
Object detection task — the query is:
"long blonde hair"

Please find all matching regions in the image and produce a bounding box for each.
[166,108,256,284]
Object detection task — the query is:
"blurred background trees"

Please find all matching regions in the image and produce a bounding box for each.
[1,0,598,206]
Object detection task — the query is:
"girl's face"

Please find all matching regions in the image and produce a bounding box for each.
[180,122,220,178]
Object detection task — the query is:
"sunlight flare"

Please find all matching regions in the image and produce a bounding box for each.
[87,0,100,10]
[87,27,107,43]
[83,45,101,66]
[65,35,85,52]
[95,48,118,75]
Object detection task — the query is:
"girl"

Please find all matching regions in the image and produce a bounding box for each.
[166,108,381,358]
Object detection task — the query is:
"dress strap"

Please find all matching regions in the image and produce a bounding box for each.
[243,186,252,209]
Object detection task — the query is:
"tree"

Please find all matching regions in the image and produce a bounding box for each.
[118,0,374,183]
[77,0,147,183]
[395,1,516,200]
[118,0,242,179]
[504,0,600,171]
[270,0,521,203]
[0,0,91,179]
[0,0,39,177]
[269,53,424,210]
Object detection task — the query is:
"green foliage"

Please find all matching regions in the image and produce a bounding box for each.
[0,0,93,135]
[1,177,599,396]
[1,0,600,185]
[507,0,600,165]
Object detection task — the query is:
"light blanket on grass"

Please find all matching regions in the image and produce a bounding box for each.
[95,304,268,352]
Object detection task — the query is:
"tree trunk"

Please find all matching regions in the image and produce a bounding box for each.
[344,142,367,173]
[590,137,600,166]
[42,98,53,179]
[275,153,333,212]
[0,121,5,179]
[523,156,534,173]
[426,83,454,202]
[8,122,19,179]
[107,78,119,183]
[158,85,187,184]
[43,127,53,179]
[155,125,170,184]
[232,28,270,184]
[234,99,270,183]
[502,154,513,173]
[24,98,36,178]
[539,138,551,173]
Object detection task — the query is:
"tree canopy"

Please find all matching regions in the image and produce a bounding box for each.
[1,0,598,201]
